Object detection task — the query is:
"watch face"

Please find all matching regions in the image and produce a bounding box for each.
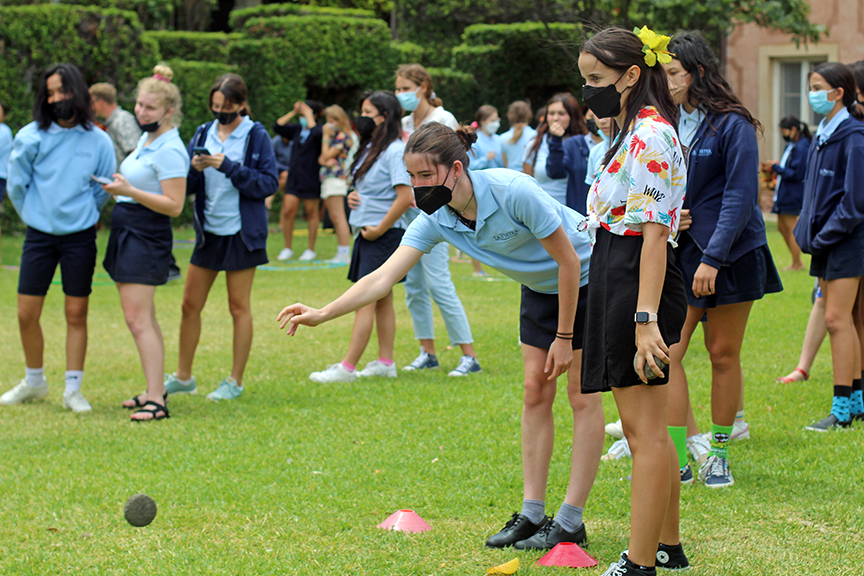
[636,312,649,323]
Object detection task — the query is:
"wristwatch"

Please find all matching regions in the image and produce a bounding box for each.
[634,311,658,324]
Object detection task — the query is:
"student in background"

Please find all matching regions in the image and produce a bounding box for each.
[470,104,504,169]
[544,94,591,212]
[0,98,12,263]
[0,63,115,413]
[318,104,356,264]
[501,101,536,172]
[90,82,141,165]
[275,99,324,261]
[266,133,292,212]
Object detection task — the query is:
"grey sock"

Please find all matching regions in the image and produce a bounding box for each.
[520,499,545,525]
[554,502,584,533]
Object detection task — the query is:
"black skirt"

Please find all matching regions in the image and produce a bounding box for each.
[347,227,405,283]
[103,202,173,285]
[520,285,588,350]
[676,232,782,308]
[581,227,688,393]
[190,230,269,272]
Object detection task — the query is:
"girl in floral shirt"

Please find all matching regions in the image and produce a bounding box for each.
[579,27,689,576]
[319,105,356,263]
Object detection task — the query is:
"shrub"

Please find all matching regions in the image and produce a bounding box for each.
[230,39,307,128]
[0,5,159,131]
[229,3,375,31]
[391,41,425,65]
[145,31,242,63]
[165,59,235,143]
[426,67,479,125]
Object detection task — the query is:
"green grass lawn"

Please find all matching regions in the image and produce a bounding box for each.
[0,222,862,575]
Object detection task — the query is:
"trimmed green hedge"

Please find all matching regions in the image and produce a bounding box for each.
[426,67,479,125]
[391,41,425,65]
[144,31,242,63]
[165,59,235,144]
[229,3,375,31]
[0,0,178,31]
[230,39,306,128]
[0,5,159,132]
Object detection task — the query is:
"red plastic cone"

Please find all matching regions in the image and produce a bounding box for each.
[377,509,432,533]
[535,542,598,568]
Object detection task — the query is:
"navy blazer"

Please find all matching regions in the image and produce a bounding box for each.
[682,112,768,268]
[545,134,590,214]
[794,115,864,255]
[772,136,811,214]
[187,120,280,251]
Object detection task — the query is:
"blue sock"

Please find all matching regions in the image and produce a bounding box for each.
[851,379,864,414]
[831,386,851,422]
[554,502,584,532]
[520,499,545,525]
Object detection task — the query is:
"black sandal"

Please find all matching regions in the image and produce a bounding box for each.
[123,392,168,410]
[131,400,170,422]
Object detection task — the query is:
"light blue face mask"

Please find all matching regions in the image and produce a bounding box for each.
[299,116,309,129]
[809,90,838,115]
[397,89,421,112]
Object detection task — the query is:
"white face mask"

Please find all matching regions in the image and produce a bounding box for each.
[485,120,501,134]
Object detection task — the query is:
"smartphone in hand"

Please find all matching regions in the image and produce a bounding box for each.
[91,174,113,185]
[193,146,211,156]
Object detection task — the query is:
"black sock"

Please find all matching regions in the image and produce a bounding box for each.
[834,385,852,398]
[853,379,863,392]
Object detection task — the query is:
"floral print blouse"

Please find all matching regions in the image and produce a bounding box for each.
[586,106,686,244]
[320,130,354,181]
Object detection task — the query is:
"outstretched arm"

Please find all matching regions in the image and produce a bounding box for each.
[277,245,424,335]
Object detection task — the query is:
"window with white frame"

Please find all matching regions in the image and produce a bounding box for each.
[773,58,827,157]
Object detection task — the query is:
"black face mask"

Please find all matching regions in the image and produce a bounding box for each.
[586,119,599,135]
[50,99,75,122]
[782,134,792,143]
[213,110,240,125]
[582,71,627,119]
[137,113,166,133]
[413,166,455,215]
[356,115,378,140]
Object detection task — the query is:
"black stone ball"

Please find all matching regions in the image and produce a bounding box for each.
[124,494,157,527]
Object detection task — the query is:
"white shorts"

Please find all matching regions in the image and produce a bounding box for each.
[320,177,348,199]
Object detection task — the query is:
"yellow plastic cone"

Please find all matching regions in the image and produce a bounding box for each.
[486,557,519,575]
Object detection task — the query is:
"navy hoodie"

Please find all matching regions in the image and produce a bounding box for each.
[772,136,811,213]
[794,115,864,255]
[187,120,279,251]
[682,112,768,268]
[545,134,590,214]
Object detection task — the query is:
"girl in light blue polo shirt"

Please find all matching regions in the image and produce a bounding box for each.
[100,65,189,422]
[0,98,12,260]
[304,91,414,384]
[500,101,536,172]
[278,123,602,551]
[470,105,504,169]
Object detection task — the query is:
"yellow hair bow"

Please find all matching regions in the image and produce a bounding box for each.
[634,26,674,67]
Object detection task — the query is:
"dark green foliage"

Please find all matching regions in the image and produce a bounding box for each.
[165,59,235,144]
[144,31,242,63]
[426,68,479,125]
[0,5,158,131]
[229,2,374,31]
[392,42,425,66]
[230,39,306,127]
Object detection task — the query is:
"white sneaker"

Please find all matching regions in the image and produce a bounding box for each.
[601,436,632,461]
[605,419,624,439]
[687,434,711,466]
[63,390,92,413]
[327,251,351,265]
[298,249,317,261]
[310,363,356,383]
[277,248,294,261]
[357,360,397,378]
[0,380,49,405]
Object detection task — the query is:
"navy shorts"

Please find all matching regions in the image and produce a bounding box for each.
[520,285,588,351]
[103,202,173,285]
[19,226,97,298]
[0,177,6,202]
[286,186,321,200]
[347,227,405,283]
[809,229,864,280]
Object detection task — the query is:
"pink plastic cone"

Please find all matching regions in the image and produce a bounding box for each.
[377,509,432,533]
[535,542,598,568]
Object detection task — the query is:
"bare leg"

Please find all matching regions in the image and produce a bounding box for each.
[563,349,604,507]
[18,294,46,369]
[64,296,89,371]
[226,268,257,386]
[343,302,376,367]
[614,383,679,566]
[118,283,165,409]
[324,195,351,248]
[304,198,320,253]
[281,194,300,250]
[176,264,218,380]
[459,343,478,358]
[520,344,558,502]
[374,290,396,360]
[821,277,862,391]
[704,302,753,428]
[667,306,703,427]
[419,338,437,356]
[778,296,827,382]
[777,214,803,270]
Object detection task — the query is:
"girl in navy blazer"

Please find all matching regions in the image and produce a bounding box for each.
[794,62,864,431]
[766,116,811,271]
[662,33,782,489]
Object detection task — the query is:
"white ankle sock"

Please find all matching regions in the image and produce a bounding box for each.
[25,367,45,387]
[65,371,83,394]
[336,245,350,254]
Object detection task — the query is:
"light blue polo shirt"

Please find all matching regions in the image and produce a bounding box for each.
[816,107,849,145]
[521,134,568,205]
[470,130,504,170]
[500,125,536,172]
[585,133,610,185]
[203,117,254,235]
[0,123,12,180]
[349,139,412,230]
[678,105,706,148]
[117,128,189,203]
[401,168,591,294]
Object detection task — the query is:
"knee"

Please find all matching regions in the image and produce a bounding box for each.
[523,378,555,409]
[621,421,667,454]
[707,341,740,372]
[181,297,203,318]
[65,305,88,328]
[228,298,251,320]
[123,311,149,338]
[18,306,39,327]
[824,311,853,335]
[567,383,600,416]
